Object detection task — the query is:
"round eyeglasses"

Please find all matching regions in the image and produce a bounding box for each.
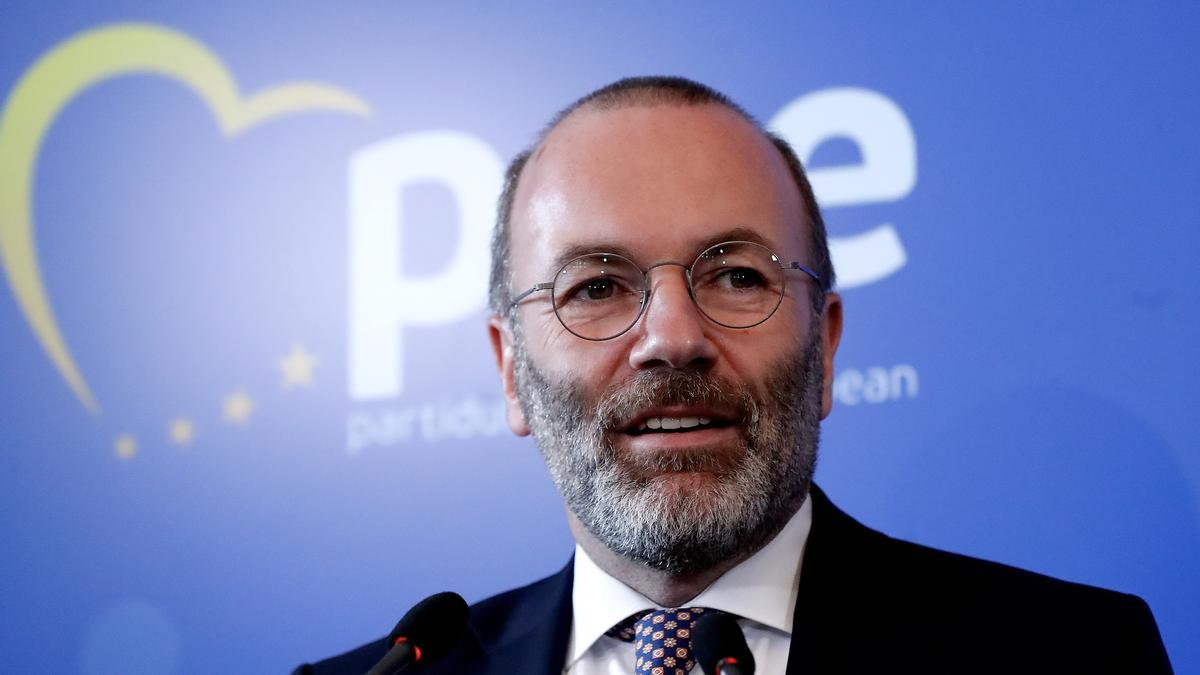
[508,240,821,341]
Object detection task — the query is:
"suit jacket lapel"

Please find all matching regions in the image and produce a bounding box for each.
[786,484,881,674]
[787,485,944,674]
[468,559,574,674]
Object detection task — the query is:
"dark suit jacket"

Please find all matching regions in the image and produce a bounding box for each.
[296,486,1173,674]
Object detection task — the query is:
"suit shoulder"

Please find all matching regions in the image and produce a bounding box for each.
[882,533,1140,609]
[812,489,1137,612]
[294,564,573,675]
[869,534,1170,670]
[804,487,1172,671]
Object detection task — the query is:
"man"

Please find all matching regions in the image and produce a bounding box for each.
[299,77,1172,674]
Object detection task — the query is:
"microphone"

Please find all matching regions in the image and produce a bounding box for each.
[694,612,755,675]
[366,591,469,675]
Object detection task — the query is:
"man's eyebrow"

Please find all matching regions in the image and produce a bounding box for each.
[543,226,785,277]
[546,241,643,275]
[692,227,778,255]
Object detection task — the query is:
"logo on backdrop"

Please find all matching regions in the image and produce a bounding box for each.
[0,23,369,458]
[0,22,918,460]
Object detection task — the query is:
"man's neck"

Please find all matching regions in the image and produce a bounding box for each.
[565,509,784,608]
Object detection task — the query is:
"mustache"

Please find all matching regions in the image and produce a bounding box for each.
[593,368,760,432]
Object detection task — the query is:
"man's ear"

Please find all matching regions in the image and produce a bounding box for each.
[819,292,844,420]
[488,313,530,436]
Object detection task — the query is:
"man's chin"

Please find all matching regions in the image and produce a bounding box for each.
[643,470,725,494]
[616,471,736,527]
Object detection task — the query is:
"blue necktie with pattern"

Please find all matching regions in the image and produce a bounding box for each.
[609,607,709,674]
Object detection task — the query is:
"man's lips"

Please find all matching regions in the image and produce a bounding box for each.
[619,424,742,454]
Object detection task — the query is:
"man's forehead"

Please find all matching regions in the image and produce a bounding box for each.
[525,102,772,176]
[509,103,807,275]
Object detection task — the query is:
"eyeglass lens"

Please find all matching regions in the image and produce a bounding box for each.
[550,242,786,340]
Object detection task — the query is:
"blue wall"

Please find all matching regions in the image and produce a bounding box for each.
[1,4,1196,673]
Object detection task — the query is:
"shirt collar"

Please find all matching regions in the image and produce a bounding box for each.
[566,495,813,665]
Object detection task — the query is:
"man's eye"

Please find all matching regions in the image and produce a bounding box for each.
[721,268,766,289]
[573,278,616,300]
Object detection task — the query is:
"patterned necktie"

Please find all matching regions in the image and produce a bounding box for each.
[608,607,708,675]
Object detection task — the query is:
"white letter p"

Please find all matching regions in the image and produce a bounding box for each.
[348,131,503,400]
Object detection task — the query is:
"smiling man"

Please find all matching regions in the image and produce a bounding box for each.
[299,77,1172,674]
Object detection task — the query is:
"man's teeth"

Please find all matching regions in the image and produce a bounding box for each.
[638,416,714,431]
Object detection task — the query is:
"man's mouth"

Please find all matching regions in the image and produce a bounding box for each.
[620,409,739,436]
[628,416,735,434]
[612,408,744,476]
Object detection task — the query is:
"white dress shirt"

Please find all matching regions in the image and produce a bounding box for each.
[563,496,813,674]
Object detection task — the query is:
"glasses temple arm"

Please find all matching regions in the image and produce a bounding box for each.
[784,262,821,283]
[509,282,554,308]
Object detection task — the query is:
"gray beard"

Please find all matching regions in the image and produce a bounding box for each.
[512,325,824,574]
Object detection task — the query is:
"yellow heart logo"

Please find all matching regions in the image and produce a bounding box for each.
[0,23,370,415]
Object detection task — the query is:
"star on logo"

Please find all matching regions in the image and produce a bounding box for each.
[222,390,255,424]
[114,434,137,460]
[278,343,318,388]
[168,417,195,445]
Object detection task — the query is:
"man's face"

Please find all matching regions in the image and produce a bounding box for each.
[490,103,842,572]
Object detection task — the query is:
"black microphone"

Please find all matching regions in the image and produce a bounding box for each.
[694,612,755,675]
[366,591,469,675]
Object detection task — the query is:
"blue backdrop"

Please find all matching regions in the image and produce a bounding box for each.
[1,4,1196,673]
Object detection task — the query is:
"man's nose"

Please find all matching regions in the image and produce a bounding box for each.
[627,266,719,371]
